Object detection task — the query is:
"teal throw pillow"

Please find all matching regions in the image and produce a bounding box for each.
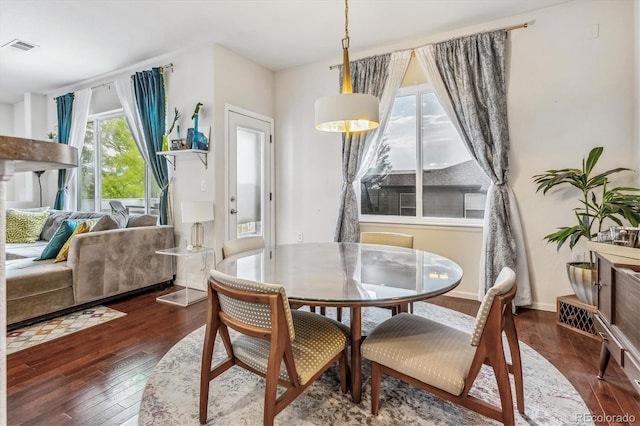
[34,219,86,261]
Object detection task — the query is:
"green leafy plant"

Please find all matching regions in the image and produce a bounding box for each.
[533,146,640,252]
[47,126,58,141]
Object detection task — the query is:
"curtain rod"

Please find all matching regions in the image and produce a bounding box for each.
[89,62,174,91]
[328,23,529,70]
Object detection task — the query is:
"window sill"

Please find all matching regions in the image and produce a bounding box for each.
[359,215,484,230]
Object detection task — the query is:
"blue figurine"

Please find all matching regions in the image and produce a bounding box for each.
[189,102,207,150]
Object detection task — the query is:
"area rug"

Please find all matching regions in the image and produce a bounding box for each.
[6,306,126,354]
[139,303,592,425]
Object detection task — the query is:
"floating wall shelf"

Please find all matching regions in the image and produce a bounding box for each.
[157,149,208,170]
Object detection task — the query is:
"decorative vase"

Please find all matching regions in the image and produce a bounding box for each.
[566,262,597,306]
[192,113,200,149]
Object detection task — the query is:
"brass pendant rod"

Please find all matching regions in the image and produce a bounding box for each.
[341,0,352,94]
[328,22,530,70]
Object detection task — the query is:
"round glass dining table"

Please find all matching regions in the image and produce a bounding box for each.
[215,242,463,403]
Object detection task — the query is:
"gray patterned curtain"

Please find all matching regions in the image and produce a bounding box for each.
[432,30,531,305]
[334,54,390,242]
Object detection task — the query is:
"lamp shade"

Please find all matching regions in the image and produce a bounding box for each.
[314,93,380,133]
[181,201,214,223]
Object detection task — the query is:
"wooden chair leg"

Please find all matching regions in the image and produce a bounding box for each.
[320,306,326,316]
[504,310,525,414]
[336,307,342,322]
[492,350,515,426]
[263,350,284,426]
[199,322,217,424]
[371,362,382,415]
[339,349,348,394]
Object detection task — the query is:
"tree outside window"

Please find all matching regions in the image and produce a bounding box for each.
[80,112,156,214]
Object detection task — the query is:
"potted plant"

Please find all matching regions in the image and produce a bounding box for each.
[533,146,640,305]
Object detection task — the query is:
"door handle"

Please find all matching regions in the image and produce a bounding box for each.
[230,209,238,214]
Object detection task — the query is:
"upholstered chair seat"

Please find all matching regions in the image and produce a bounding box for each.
[362,313,475,396]
[234,310,349,384]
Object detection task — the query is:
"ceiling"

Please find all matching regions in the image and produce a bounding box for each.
[0,0,571,105]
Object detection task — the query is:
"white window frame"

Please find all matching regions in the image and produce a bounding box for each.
[358,84,484,229]
[79,109,154,213]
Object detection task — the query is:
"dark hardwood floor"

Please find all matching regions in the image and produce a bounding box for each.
[7,287,640,425]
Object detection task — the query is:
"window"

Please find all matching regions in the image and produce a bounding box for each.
[360,85,490,221]
[79,111,160,215]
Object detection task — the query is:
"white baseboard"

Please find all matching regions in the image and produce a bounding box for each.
[445,290,556,313]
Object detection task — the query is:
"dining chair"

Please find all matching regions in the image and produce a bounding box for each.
[361,267,524,426]
[221,236,265,259]
[360,231,415,314]
[360,231,414,248]
[200,270,350,426]
[108,200,129,214]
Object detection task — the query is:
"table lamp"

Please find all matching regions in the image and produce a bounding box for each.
[181,201,214,249]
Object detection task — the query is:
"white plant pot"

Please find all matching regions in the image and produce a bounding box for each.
[566,262,597,306]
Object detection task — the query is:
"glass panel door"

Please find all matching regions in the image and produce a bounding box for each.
[227,110,273,245]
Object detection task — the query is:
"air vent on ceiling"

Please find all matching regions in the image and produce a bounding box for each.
[2,39,38,52]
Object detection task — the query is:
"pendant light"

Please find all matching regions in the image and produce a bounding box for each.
[314,0,379,133]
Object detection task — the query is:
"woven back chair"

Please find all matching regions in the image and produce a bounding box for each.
[200,270,349,425]
[362,267,524,425]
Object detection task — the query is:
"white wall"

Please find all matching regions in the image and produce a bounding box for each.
[211,44,275,257]
[0,103,13,135]
[275,0,638,311]
[275,60,343,245]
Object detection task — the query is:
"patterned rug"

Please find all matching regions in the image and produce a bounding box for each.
[6,306,126,354]
[139,303,593,425]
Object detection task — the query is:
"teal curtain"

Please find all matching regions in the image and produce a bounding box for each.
[53,92,74,210]
[132,68,169,225]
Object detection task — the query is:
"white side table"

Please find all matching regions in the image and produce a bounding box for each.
[155,246,214,307]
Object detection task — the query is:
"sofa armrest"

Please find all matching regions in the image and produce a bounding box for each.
[67,225,175,304]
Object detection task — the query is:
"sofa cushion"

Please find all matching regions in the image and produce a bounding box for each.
[40,210,73,241]
[54,220,97,263]
[92,215,119,231]
[92,209,128,231]
[7,259,73,300]
[127,214,158,228]
[7,206,50,213]
[69,211,108,220]
[6,210,50,243]
[35,219,86,260]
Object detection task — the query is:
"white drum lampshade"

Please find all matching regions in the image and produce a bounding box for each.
[181,201,214,248]
[314,93,380,133]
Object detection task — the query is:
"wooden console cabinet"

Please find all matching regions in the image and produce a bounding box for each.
[592,248,640,394]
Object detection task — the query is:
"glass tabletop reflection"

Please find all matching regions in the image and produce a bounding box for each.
[215,242,463,305]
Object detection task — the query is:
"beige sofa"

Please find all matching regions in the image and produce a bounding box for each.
[6,212,174,327]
